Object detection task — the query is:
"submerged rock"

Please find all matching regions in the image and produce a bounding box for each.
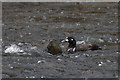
[47,40,62,55]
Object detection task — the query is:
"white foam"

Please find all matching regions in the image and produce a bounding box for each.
[4,44,24,53]
[98,61,105,66]
[37,60,46,63]
[57,58,62,61]
[76,41,86,45]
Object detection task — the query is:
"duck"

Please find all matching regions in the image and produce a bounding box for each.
[62,37,102,53]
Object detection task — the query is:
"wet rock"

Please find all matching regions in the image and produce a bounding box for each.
[47,40,62,55]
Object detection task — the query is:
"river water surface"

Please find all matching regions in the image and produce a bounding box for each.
[2,2,119,78]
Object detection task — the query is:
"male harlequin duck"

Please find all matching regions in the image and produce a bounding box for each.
[62,37,102,53]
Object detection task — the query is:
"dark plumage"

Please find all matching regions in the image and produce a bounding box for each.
[63,37,102,52]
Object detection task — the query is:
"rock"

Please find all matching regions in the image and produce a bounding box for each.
[47,40,62,55]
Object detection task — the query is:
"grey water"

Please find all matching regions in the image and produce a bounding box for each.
[2,2,119,78]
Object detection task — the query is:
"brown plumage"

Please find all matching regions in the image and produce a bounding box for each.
[76,43,101,51]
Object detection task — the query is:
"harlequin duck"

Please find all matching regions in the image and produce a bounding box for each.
[62,37,102,53]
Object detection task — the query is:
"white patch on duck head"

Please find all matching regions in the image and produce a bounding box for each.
[71,39,74,41]
[65,38,69,42]
[61,37,69,43]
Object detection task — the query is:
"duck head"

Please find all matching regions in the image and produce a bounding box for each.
[62,37,76,48]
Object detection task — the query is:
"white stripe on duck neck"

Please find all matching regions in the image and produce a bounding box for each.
[67,47,76,52]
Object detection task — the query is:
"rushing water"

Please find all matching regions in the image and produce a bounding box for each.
[2,2,119,78]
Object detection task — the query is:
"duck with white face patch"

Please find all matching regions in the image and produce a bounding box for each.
[62,37,102,53]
